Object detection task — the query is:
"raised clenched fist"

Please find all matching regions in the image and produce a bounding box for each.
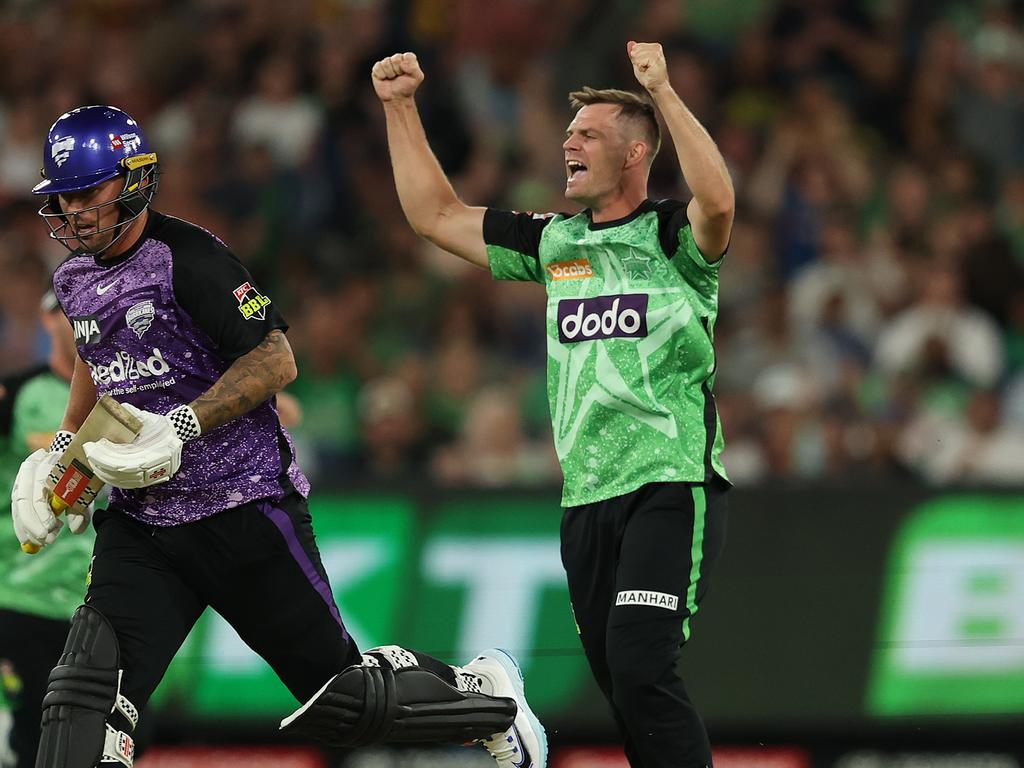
[627,41,668,93]
[371,52,425,102]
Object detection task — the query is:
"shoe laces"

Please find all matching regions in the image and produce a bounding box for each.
[457,671,485,694]
[480,728,522,763]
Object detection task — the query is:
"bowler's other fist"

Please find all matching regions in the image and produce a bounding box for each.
[372,52,425,102]
[627,41,668,92]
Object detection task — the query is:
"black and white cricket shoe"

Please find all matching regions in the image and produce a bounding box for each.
[465,648,548,768]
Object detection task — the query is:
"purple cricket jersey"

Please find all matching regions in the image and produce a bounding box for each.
[53,211,309,525]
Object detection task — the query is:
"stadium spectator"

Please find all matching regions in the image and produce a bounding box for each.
[1,0,1023,486]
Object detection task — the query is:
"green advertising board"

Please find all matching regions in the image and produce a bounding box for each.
[404,498,589,712]
[147,486,1024,735]
[868,496,1024,717]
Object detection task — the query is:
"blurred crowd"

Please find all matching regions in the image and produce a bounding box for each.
[1,0,1023,488]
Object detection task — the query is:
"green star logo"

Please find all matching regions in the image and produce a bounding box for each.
[621,248,652,281]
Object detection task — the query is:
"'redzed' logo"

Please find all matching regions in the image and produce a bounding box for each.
[557,294,648,343]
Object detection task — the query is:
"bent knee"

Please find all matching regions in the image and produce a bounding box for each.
[606,627,682,693]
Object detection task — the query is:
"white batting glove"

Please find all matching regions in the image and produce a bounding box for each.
[12,431,75,552]
[83,403,201,489]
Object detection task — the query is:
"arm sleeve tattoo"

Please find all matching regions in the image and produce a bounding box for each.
[189,329,297,433]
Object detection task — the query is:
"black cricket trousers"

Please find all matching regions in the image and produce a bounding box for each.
[84,490,362,725]
[561,479,729,768]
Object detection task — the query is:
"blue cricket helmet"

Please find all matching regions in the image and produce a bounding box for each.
[34,105,154,195]
[32,105,160,254]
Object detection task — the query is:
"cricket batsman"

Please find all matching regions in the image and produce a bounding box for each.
[12,105,546,768]
[373,41,733,768]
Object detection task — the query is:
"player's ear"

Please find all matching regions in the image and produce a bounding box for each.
[624,140,647,170]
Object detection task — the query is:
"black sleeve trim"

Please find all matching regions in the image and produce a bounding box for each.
[162,218,287,364]
[651,198,690,259]
[699,315,719,483]
[483,209,554,257]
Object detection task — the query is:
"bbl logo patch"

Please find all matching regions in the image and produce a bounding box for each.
[70,315,102,346]
[233,281,272,321]
[125,300,155,339]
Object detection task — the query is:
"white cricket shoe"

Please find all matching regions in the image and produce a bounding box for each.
[465,648,548,768]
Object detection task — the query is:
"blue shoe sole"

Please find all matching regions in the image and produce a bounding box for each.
[483,648,549,768]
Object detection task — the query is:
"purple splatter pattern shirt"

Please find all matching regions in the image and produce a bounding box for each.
[53,211,309,525]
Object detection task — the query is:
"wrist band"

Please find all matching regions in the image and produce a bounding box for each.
[50,430,75,454]
[166,405,202,442]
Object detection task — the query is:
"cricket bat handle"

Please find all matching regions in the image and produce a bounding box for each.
[20,395,141,555]
[20,493,68,554]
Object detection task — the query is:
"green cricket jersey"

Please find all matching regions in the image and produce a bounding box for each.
[485,199,728,506]
[0,368,93,620]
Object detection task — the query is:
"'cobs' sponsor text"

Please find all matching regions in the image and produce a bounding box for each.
[557,294,649,343]
[546,258,593,281]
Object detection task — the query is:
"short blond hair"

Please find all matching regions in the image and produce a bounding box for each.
[568,87,661,162]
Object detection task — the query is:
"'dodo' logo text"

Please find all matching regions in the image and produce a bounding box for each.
[557,294,649,343]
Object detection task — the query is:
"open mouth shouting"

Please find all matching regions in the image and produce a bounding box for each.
[566,159,588,185]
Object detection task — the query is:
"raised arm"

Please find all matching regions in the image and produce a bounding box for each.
[628,41,735,260]
[372,52,488,268]
[190,328,296,433]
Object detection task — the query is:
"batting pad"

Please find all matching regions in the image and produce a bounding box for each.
[36,604,137,768]
[279,664,516,747]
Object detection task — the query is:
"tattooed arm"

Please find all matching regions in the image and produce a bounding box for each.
[81,330,297,490]
[190,329,298,433]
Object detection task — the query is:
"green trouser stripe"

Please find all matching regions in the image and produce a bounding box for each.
[681,485,707,643]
